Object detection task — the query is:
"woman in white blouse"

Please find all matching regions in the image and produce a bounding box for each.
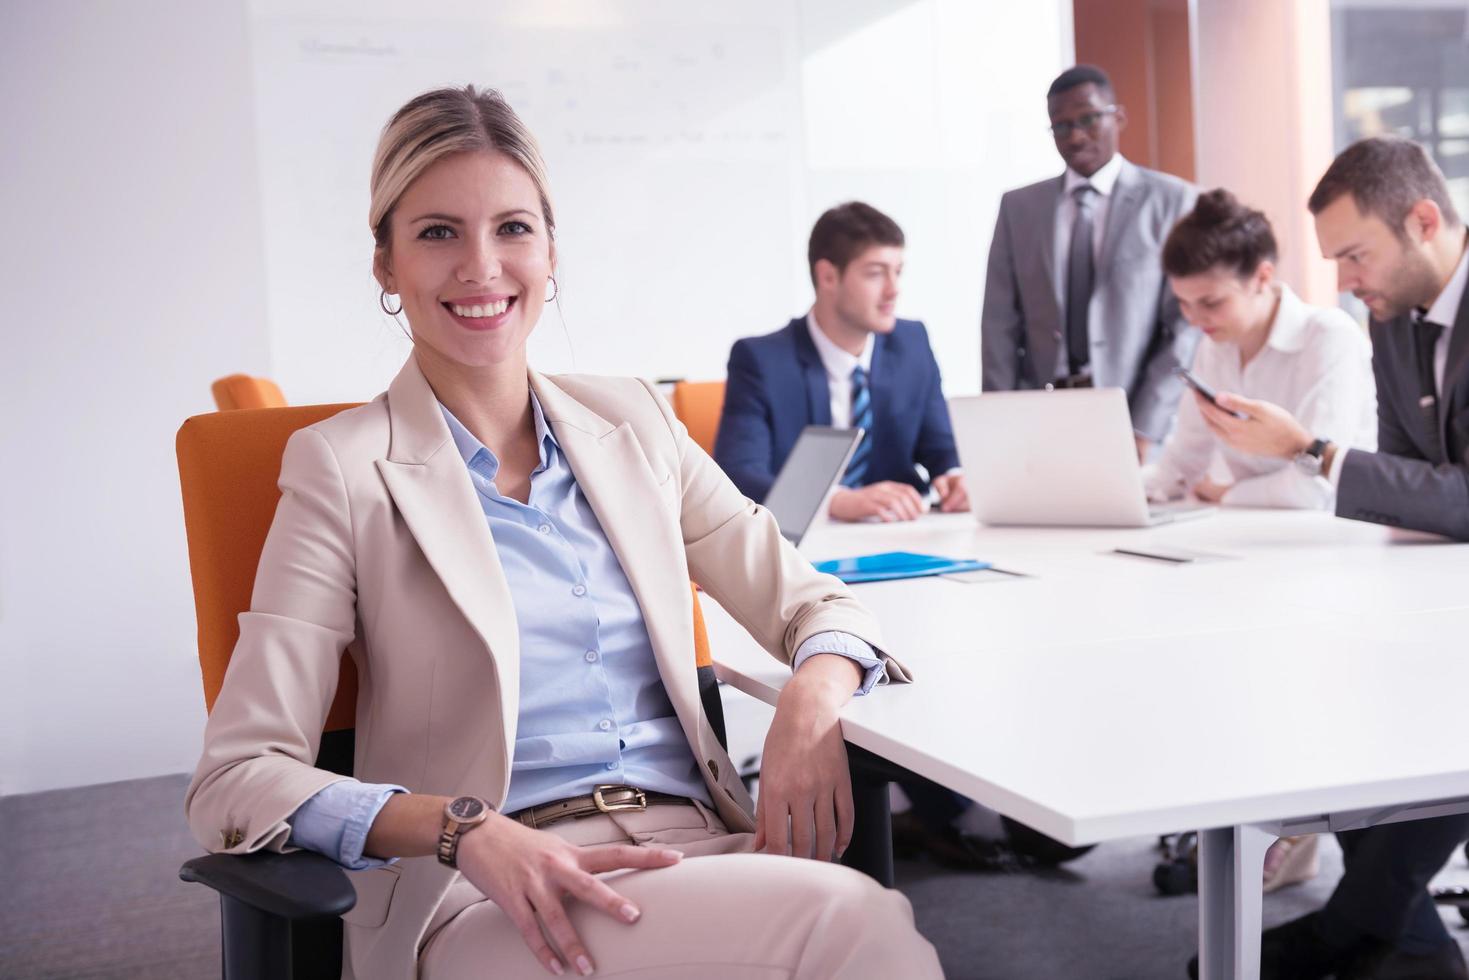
[1145,189,1376,509]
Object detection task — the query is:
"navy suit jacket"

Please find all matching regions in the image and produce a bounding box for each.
[714,316,961,503]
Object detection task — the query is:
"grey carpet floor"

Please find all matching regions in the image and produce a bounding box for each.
[1,775,219,979]
[4,774,1468,979]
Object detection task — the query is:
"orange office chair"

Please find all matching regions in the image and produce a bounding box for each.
[175,403,729,980]
[671,380,725,455]
[211,374,287,411]
[176,403,362,980]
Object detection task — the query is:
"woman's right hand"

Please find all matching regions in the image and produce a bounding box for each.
[454,813,683,976]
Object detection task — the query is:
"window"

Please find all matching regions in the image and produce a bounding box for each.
[1332,2,1469,217]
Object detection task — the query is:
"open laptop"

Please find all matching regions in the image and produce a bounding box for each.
[949,388,1213,527]
[764,425,864,545]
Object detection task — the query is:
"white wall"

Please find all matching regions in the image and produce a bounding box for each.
[0,1,270,794]
[1,0,1066,795]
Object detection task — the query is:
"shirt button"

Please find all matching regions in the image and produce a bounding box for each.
[598,719,612,731]
[584,650,599,663]
[537,523,552,534]
[606,762,618,771]
[572,584,587,597]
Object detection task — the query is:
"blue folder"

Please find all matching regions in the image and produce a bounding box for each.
[814,551,990,584]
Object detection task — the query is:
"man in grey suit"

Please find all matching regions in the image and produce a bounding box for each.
[1185,137,1468,980]
[982,64,1199,457]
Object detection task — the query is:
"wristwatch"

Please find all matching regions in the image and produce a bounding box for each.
[437,796,493,868]
[1293,438,1329,476]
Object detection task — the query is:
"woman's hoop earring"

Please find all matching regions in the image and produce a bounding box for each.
[379,289,403,316]
[545,275,558,303]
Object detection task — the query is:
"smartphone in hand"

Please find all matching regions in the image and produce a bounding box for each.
[1174,367,1249,419]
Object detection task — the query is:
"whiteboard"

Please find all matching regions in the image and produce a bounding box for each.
[248,0,1070,403]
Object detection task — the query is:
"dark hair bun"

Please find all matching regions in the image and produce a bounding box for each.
[1193,188,1243,225]
[1163,187,1278,279]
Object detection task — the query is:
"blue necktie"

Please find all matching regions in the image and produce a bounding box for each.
[843,365,873,487]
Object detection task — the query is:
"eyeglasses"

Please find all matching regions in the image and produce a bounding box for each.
[1048,105,1118,139]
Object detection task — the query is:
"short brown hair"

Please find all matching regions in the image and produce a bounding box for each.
[370,86,555,254]
[1163,189,1278,279]
[807,202,904,287]
[1307,136,1462,238]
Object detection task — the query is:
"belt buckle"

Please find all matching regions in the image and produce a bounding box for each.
[1048,372,1092,391]
[593,784,647,813]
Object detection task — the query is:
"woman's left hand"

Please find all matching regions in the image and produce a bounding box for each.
[754,654,861,862]
[1192,477,1232,503]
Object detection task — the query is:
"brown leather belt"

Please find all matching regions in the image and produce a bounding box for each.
[510,784,694,830]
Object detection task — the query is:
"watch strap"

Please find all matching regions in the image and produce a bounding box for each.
[437,822,461,868]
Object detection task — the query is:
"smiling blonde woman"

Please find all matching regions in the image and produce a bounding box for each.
[184,85,942,980]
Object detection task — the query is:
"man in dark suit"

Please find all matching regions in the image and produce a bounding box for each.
[1187,137,1469,979]
[715,201,967,521]
[982,64,1198,459]
[717,204,1093,874]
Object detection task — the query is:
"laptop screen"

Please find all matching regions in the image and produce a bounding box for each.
[764,426,863,545]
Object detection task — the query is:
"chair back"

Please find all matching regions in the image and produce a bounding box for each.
[671,381,725,455]
[176,404,724,745]
[177,404,362,731]
[212,374,288,411]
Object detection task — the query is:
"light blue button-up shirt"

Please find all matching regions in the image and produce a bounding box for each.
[287,395,883,869]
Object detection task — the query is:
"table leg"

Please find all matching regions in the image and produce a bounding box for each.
[842,744,895,887]
[1197,825,1273,980]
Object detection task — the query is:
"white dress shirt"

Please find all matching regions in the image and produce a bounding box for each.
[806,311,874,429]
[1051,153,1125,379]
[1328,238,1467,485]
[1144,283,1377,509]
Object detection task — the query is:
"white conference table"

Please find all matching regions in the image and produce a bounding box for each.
[702,508,1469,980]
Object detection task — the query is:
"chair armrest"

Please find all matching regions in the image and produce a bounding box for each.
[180,850,357,920]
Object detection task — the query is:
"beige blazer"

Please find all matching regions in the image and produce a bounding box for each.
[185,355,904,980]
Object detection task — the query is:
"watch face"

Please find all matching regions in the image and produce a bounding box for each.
[449,797,486,820]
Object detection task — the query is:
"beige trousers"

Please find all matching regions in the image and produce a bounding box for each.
[419,803,944,980]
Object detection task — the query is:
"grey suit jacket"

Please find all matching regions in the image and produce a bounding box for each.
[981,158,1199,441]
[1337,287,1469,540]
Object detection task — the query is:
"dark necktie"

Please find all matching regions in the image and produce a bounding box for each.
[1066,184,1097,376]
[842,365,873,488]
[1413,313,1444,456]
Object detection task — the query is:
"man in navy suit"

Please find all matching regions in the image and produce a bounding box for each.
[715,201,968,520]
[716,203,1093,874]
